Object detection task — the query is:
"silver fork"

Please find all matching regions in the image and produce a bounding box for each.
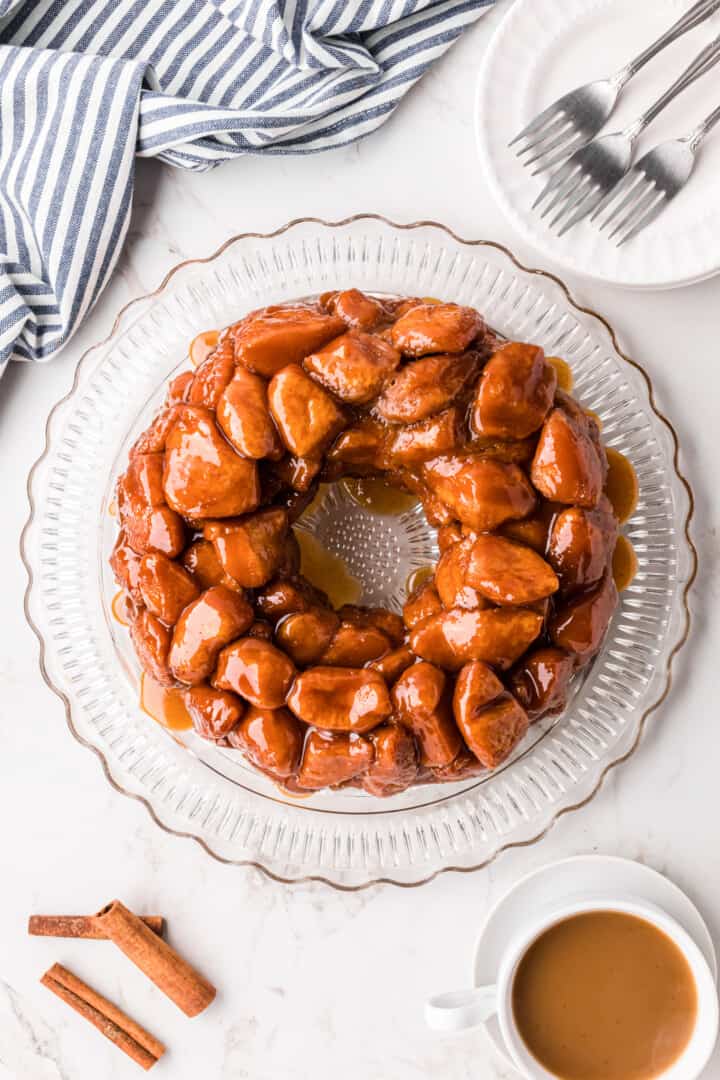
[510,0,720,173]
[533,31,720,237]
[596,103,720,244]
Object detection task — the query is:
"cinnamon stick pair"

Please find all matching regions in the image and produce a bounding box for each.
[35,900,216,1070]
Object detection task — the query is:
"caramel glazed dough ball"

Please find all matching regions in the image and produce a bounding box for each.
[111,290,620,796]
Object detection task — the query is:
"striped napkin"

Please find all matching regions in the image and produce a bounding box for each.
[0,0,493,374]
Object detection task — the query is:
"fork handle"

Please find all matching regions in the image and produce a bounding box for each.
[688,103,720,148]
[629,31,720,135]
[615,0,720,86]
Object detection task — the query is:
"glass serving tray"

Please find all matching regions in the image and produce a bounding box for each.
[22,217,695,888]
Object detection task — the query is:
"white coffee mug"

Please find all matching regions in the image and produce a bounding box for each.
[425,895,718,1080]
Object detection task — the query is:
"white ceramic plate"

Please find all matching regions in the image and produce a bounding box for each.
[476,0,720,289]
[21,217,695,889]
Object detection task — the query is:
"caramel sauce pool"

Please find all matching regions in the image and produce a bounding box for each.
[342,476,419,515]
[605,447,639,523]
[189,329,219,368]
[111,590,131,626]
[140,672,192,731]
[406,565,435,594]
[303,482,330,517]
[295,528,362,608]
[547,356,574,392]
[296,479,418,607]
[512,911,697,1080]
[613,535,638,592]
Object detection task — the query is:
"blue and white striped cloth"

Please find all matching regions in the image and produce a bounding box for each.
[0,0,493,373]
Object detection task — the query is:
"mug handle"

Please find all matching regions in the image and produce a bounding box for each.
[425,984,498,1032]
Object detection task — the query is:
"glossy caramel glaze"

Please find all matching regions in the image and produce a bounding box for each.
[546,355,573,392]
[111,590,131,626]
[605,447,639,523]
[405,565,436,595]
[111,292,634,794]
[141,672,192,731]
[189,329,220,368]
[612,534,638,592]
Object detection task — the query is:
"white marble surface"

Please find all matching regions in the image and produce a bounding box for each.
[2,2,720,1076]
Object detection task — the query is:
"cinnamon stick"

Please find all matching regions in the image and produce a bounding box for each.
[40,963,165,1071]
[94,900,215,1017]
[29,914,164,939]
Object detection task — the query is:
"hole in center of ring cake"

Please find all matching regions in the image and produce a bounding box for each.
[294,478,439,612]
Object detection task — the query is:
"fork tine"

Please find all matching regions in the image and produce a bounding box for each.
[608,184,657,241]
[596,173,646,233]
[522,123,578,167]
[556,182,607,235]
[529,131,589,174]
[591,171,641,226]
[617,191,668,245]
[538,168,585,218]
[509,103,565,148]
[548,174,594,230]
[517,115,572,157]
[609,185,661,242]
[532,158,580,211]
